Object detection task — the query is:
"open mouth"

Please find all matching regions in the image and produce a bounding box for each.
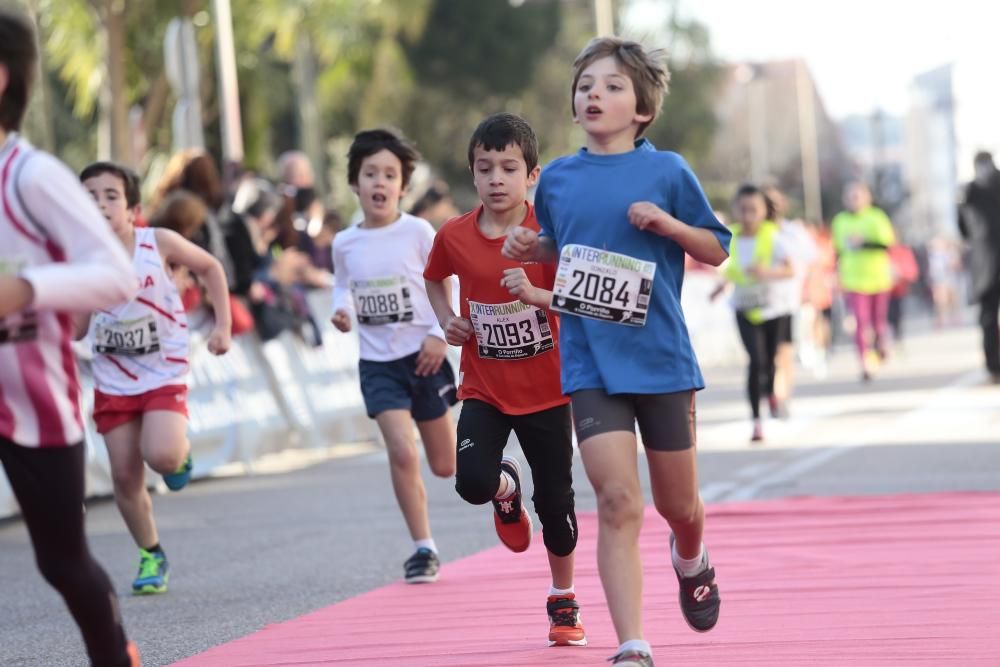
[371,193,387,204]
[585,105,603,117]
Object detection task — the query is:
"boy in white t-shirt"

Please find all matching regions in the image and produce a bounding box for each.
[331,128,457,583]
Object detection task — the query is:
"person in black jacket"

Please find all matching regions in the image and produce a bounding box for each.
[959,151,1000,382]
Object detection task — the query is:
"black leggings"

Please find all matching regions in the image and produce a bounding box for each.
[0,438,131,667]
[455,400,578,557]
[735,312,783,419]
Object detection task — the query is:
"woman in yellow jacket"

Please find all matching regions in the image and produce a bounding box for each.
[831,182,895,381]
[713,185,794,442]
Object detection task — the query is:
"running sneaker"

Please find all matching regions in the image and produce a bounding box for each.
[547,593,587,646]
[162,453,193,491]
[669,534,720,632]
[750,420,763,443]
[132,548,168,595]
[126,640,142,667]
[608,649,654,666]
[492,456,532,553]
[404,548,440,584]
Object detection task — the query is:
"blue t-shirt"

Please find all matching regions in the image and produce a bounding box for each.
[535,139,731,395]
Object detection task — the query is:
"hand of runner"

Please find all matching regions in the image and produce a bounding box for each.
[415,335,447,376]
[207,326,232,355]
[502,226,539,261]
[0,275,34,319]
[444,316,473,346]
[331,309,352,332]
[628,202,680,237]
[501,267,539,306]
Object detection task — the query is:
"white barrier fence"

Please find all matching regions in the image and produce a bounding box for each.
[0,274,742,519]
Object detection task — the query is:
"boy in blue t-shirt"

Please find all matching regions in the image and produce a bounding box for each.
[503,37,732,667]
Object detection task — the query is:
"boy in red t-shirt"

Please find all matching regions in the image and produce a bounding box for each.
[424,113,586,647]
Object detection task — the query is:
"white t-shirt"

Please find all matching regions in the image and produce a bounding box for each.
[332,213,445,362]
[771,219,817,317]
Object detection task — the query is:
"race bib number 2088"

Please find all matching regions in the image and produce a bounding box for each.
[551,244,655,327]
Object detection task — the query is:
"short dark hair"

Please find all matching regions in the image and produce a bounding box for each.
[347,128,420,189]
[974,151,994,167]
[467,113,539,173]
[734,183,776,220]
[0,9,38,133]
[80,161,142,208]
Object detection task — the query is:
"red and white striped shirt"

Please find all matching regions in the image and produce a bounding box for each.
[0,135,136,447]
[91,227,190,395]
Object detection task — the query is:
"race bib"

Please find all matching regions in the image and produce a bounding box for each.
[731,283,771,312]
[94,314,160,356]
[551,244,655,327]
[0,258,37,345]
[468,299,554,360]
[351,276,414,325]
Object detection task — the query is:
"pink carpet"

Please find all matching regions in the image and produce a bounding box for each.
[174,492,1000,666]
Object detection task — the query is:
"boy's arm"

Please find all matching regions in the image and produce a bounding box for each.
[501,267,551,309]
[330,236,353,332]
[629,202,729,266]
[155,228,232,355]
[502,227,559,264]
[14,153,136,314]
[425,277,472,347]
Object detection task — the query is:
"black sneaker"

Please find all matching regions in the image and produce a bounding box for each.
[403,548,439,584]
[608,650,654,666]
[669,534,720,632]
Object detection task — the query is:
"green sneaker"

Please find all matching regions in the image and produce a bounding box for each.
[162,453,193,491]
[132,548,169,595]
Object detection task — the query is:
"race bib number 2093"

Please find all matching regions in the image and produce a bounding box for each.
[551,244,655,327]
[469,299,554,360]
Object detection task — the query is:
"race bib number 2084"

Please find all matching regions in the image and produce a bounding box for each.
[551,244,655,327]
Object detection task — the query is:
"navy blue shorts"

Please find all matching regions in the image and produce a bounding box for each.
[358,351,458,421]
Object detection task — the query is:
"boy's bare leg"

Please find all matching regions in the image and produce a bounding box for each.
[140,411,190,475]
[377,409,431,541]
[547,551,575,590]
[646,447,704,559]
[579,431,644,643]
[416,412,456,479]
[105,419,158,549]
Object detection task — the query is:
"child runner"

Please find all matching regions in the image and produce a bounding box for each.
[711,185,794,442]
[503,37,731,667]
[80,161,232,595]
[424,113,586,647]
[0,10,140,664]
[332,128,457,583]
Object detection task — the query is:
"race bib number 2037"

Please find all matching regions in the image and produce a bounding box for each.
[551,244,655,327]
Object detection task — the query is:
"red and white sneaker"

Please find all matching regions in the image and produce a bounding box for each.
[547,593,587,646]
[492,456,532,553]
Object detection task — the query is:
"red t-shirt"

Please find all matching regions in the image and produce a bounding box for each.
[424,204,568,415]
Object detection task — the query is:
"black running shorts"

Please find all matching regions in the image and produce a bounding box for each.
[570,388,696,452]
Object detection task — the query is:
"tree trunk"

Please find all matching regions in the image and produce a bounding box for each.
[103,0,132,165]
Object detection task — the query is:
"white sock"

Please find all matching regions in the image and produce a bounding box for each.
[414,538,438,554]
[617,639,652,657]
[672,541,707,577]
[494,471,516,500]
[549,584,574,597]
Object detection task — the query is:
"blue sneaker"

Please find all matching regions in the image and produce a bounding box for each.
[162,453,193,491]
[132,548,169,595]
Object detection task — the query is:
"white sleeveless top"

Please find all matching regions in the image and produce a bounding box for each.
[91,227,190,395]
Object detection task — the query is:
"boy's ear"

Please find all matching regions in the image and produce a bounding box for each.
[349,183,359,197]
[0,64,8,99]
[634,109,654,126]
[526,165,541,188]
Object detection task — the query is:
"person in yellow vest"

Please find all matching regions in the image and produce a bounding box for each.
[712,185,794,442]
[831,181,895,382]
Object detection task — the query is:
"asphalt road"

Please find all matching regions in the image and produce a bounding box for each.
[1,322,997,666]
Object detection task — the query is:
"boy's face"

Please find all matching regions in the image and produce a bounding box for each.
[471,143,539,216]
[573,56,652,140]
[351,149,404,225]
[83,172,136,235]
[843,183,870,213]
